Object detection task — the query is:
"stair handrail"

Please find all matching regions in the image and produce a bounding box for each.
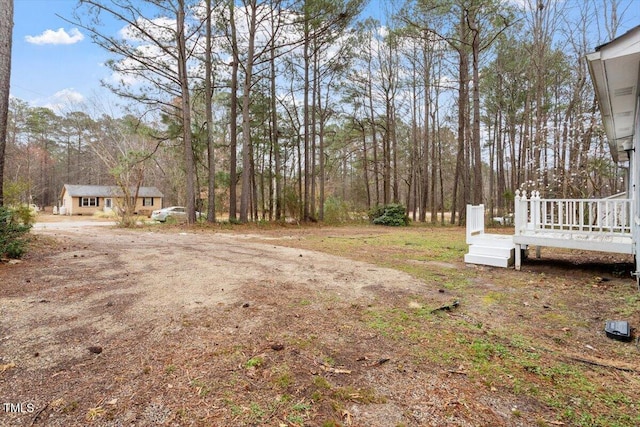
[466,204,485,244]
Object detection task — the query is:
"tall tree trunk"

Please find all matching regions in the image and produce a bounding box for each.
[303,18,311,221]
[270,8,282,221]
[0,0,13,207]
[177,1,197,224]
[360,120,371,209]
[410,46,419,220]
[366,36,380,206]
[452,12,469,225]
[239,0,257,223]
[391,99,398,203]
[250,136,258,220]
[420,38,430,222]
[318,90,325,221]
[496,108,506,214]
[430,106,437,223]
[310,44,318,219]
[229,0,239,221]
[469,7,482,205]
[431,58,441,223]
[205,0,216,222]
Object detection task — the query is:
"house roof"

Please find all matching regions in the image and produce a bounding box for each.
[586,25,640,163]
[62,184,164,198]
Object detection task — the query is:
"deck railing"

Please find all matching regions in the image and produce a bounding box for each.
[514,190,632,237]
[466,204,485,243]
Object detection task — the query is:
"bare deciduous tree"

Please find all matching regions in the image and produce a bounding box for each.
[73,0,200,223]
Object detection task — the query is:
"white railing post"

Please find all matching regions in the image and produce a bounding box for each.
[531,191,541,230]
[466,204,473,243]
[514,190,527,235]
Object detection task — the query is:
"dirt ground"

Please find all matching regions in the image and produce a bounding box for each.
[1,216,639,426]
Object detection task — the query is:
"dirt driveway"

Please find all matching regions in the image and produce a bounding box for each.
[1,218,634,426]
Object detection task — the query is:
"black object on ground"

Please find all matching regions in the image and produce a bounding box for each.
[605,320,632,342]
[431,300,460,314]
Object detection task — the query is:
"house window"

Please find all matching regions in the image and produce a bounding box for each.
[80,197,98,207]
[143,197,154,207]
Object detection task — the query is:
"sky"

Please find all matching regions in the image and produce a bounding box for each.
[9,0,640,115]
[11,0,115,112]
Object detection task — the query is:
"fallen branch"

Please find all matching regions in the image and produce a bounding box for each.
[319,363,352,374]
[0,362,15,373]
[563,355,638,373]
[542,420,565,426]
[431,300,460,314]
[30,401,49,426]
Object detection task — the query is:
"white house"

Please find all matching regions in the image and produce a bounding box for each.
[465,25,640,288]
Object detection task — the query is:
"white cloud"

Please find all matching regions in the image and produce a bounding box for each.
[25,28,84,45]
[119,17,176,43]
[52,88,85,104]
[41,88,86,113]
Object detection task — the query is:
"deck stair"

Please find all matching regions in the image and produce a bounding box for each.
[464,204,515,268]
[465,233,515,268]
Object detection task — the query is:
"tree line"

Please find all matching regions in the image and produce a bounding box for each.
[1,0,632,224]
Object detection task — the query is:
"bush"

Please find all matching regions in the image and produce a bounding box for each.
[323,196,350,225]
[0,206,32,259]
[368,204,409,226]
[12,204,36,226]
[367,205,385,223]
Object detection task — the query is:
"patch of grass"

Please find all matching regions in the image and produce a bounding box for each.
[322,356,336,367]
[190,378,211,397]
[469,339,510,363]
[85,406,105,421]
[481,291,507,306]
[310,373,384,419]
[249,402,265,420]
[244,356,264,368]
[62,401,79,414]
[227,401,243,417]
[292,401,312,411]
[223,395,313,426]
[331,385,384,404]
[287,400,312,425]
[288,335,317,349]
[617,293,640,316]
[358,293,637,424]
[312,375,332,390]
[287,226,471,280]
[272,365,293,388]
[364,308,411,337]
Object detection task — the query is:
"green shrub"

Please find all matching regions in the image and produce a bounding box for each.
[367,205,385,222]
[285,188,301,219]
[323,196,350,225]
[13,205,37,226]
[368,204,409,226]
[0,206,32,259]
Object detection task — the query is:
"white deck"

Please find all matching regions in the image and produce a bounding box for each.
[465,192,636,270]
[513,231,633,254]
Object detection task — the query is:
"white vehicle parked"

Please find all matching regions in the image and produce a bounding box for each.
[151,206,200,222]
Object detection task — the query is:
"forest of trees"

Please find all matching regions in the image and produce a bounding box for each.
[2,0,635,224]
